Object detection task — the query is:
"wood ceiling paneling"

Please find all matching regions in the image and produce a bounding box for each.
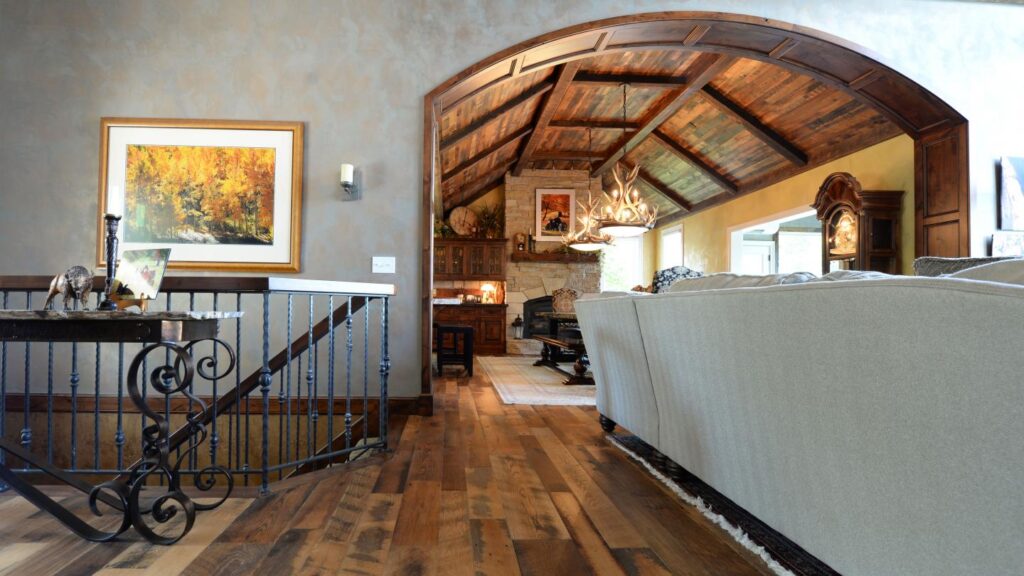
[438,43,907,216]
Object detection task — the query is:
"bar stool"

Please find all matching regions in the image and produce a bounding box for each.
[435,324,474,376]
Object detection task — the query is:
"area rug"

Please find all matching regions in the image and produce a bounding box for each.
[478,355,596,406]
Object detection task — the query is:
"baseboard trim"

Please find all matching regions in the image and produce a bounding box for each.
[608,434,839,576]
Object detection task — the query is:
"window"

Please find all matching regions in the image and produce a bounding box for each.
[601,236,644,291]
[659,226,683,269]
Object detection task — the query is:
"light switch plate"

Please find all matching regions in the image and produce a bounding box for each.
[372,256,396,274]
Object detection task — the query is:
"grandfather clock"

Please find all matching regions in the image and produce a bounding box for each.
[812,172,904,275]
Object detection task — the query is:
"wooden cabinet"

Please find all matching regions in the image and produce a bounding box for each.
[813,172,904,275]
[434,239,506,281]
[434,304,507,355]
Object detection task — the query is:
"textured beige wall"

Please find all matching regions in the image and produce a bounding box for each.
[2,1,1023,397]
[683,135,915,274]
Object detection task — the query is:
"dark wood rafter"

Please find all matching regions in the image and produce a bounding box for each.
[650,130,738,194]
[443,159,515,215]
[591,53,735,177]
[441,125,531,181]
[627,164,692,212]
[513,61,583,176]
[548,119,640,131]
[440,81,554,150]
[572,72,688,88]
[700,86,808,166]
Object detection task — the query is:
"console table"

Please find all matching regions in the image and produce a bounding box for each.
[0,310,240,545]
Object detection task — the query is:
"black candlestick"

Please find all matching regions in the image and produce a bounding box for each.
[98,214,122,311]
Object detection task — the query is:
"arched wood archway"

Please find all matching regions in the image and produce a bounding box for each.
[418,12,969,400]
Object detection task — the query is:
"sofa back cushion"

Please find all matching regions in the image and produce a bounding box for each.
[947,258,1024,285]
[666,271,816,293]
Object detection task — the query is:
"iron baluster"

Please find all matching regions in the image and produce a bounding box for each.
[345,296,353,451]
[21,292,32,459]
[363,302,369,450]
[210,293,220,468]
[306,296,314,461]
[328,296,336,465]
[313,339,319,459]
[164,293,172,485]
[115,343,125,469]
[1,291,7,486]
[70,340,79,469]
[285,295,293,476]
[295,352,302,468]
[259,291,272,494]
[93,340,100,470]
[47,342,54,464]
[240,294,249,485]
[188,292,196,472]
[379,297,390,450]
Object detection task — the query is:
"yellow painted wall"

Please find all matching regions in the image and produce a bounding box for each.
[466,184,504,214]
[679,135,915,275]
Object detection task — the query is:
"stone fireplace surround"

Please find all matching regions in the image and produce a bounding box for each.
[504,169,601,355]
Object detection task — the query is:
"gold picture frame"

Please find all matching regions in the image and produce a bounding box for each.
[98,117,304,272]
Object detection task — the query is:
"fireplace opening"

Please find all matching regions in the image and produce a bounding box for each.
[522,296,552,339]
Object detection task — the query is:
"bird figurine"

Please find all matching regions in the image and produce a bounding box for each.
[44,266,94,311]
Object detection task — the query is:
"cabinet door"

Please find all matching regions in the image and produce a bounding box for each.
[468,244,486,277]
[485,245,504,278]
[450,245,465,277]
[434,244,449,277]
[480,317,505,347]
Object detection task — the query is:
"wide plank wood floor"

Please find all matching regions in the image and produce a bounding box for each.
[0,359,773,575]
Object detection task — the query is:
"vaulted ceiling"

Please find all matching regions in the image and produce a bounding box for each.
[437,44,909,225]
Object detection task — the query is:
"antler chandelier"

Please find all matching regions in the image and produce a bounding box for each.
[599,163,657,237]
[563,192,611,251]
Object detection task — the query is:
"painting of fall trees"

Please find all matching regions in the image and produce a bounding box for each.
[124,145,276,245]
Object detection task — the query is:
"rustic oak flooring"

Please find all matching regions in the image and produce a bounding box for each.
[0,362,773,575]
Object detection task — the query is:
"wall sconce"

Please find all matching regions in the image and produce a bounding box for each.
[340,163,359,201]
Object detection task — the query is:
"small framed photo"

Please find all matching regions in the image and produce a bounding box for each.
[992,230,1024,256]
[535,188,575,241]
[98,117,304,272]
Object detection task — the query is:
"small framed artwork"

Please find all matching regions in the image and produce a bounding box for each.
[999,156,1024,231]
[535,188,575,241]
[98,117,304,272]
[992,230,1024,256]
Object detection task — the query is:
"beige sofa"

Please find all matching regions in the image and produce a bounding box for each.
[575,274,1024,576]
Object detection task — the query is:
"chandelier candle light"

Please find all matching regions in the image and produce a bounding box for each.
[599,163,657,237]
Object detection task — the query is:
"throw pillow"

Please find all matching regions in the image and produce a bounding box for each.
[651,266,703,293]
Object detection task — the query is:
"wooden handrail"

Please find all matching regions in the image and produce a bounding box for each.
[0,276,395,296]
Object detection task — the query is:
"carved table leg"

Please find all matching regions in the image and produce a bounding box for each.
[599,414,616,433]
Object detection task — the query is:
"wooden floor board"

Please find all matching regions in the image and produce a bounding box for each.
[0,356,771,575]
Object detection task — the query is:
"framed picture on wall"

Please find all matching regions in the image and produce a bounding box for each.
[98,117,304,272]
[999,156,1024,231]
[534,188,575,241]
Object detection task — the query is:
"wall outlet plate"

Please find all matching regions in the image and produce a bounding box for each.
[372,256,396,274]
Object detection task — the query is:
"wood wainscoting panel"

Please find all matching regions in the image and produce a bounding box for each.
[915,122,970,257]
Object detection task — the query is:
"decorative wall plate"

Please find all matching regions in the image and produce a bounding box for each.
[448,207,478,236]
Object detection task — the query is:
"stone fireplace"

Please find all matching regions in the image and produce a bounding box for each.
[504,169,602,354]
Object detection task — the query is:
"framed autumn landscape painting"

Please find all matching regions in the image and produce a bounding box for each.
[98,118,303,271]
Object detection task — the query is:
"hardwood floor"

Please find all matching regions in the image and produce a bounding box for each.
[0,361,773,575]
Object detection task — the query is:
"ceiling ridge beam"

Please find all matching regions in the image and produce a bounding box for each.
[625,163,692,212]
[650,130,738,194]
[531,152,606,161]
[443,160,515,215]
[441,125,532,181]
[513,61,583,176]
[549,119,640,131]
[699,85,808,166]
[440,81,554,151]
[591,53,735,177]
[572,72,688,88]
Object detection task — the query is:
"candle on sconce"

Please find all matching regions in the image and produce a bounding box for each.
[340,163,355,186]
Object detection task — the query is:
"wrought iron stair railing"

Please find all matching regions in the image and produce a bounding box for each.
[0,276,393,495]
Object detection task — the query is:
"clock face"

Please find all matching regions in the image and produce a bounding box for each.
[448,207,478,236]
